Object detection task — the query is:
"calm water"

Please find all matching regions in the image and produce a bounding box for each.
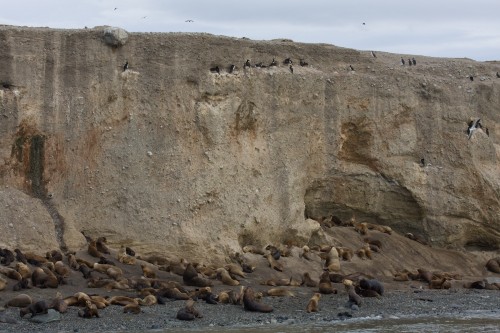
[119,313,500,333]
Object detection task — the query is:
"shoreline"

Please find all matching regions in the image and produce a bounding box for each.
[1,287,499,333]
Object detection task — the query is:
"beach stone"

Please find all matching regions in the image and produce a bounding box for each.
[485,277,500,284]
[28,309,61,323]
[0,313,17,324]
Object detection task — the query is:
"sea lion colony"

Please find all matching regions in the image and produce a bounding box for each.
[0,218,499,323]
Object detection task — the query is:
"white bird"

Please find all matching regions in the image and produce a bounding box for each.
[467,118,482,140]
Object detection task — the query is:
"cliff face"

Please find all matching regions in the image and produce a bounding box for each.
[1,26,499,261]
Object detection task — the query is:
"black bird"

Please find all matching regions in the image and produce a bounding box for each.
[185,19,194,23]
[469,75,474,81]
[228,64,236,73]
[123,61,129,71]
[371,51,376,58]
[412,58,416,65]
[408,59,412,66]
[300,59,308,66]
[210,66,220,74]
[244,59,251,68]
[289,65,294,74]
[401,58,405,65]
[496,72,500,78]
[467,118,481,140]
[284,58,292,65]
[270,58,278,66]
[420,158,425,167]
[349,65,354,71]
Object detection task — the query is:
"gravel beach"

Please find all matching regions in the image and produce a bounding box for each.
[1,286,499,333]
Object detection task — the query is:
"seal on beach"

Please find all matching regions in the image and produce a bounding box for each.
[123,303,141,314]
[302,272,318,287]
[486,257,500,273]
[359,278,384,296]
[88,241,103,258]
[243,287,273,313]
[343,279,362,307]
[265,253,283,272]
[141,264,156,279]
[264,287,295,297]
[216,268,240,286]
[19,300,48,318]
[78,300,100,318]
[176,299,202,320]
[96,237,111,254]
[5,294,32,308]
[306,293,321,313]
[319,271,337,294]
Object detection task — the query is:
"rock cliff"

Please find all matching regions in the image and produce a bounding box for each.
[1,25,499,262]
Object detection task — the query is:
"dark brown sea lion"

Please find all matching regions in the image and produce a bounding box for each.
[78,300,100,318]
[176,299,203,321]
[141,264,156,279]
[417,268,433,283]
[19,300,48,318]
[88,241,103,258]
[96,237,111,254]
[359,278,384,296]
[0,248,15,265]
[46,249,63,263]
[265,253,283,272]
[156,287,190,300]
[49,292,68,313]
[0,267,22,281]
[183,263,213,287]
[12,278,31,291]
[14,249,28,264]
[363,237,382,249]
[306,293,321,313]
[318,271,337,294]
[243,287,273,313]
[123,303,141,314]
[301,272,318,287]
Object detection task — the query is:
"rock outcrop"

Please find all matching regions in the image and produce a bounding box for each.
[0,25,499,261]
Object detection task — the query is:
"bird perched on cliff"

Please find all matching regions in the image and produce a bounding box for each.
[289,65,294,74]
[412,57,416,65]
[467,118,482,140]
[371,51,376,58]
[209,66,220,74]
[401,58,405,65]
[244,59,251,68]
[420,158,425,167]
[299,59,308,66]
[123,61,129,72]
[496,72,500,78]
[228,64,236,73]
[469,75,474,81]
[349,65,355,71]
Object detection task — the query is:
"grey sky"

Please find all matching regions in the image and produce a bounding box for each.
[2,0,499,61]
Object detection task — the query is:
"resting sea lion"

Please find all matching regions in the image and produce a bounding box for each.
[486,258,500,273]
[243,287,273,313]
[96,237,111,254]
[141,264,156,279]
[319,271,337,294]
[0,267,22,281]
[217,268,240,286]
[265,253,283,272]
[78,300,100,318]
[5,294,32,308]
[176,299,202,320]
[359,278,384,296]
[19,300,48,318]
[124,303,141,314]
[264,287,295,297]
[88,241,103,258]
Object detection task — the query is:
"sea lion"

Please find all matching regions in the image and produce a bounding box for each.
[88,241,103,258]
[417,268,433,283]
[96,237,111,254]
[306,293,321,313]
[54,261,70,278]
[486,258,500,273]
[243,287,273,313]
[216,268,240,286]
[93,263,122,276]
[123,303,141,314]
[0,267,22,281]
[41,266,59,288]
[14,249,28,264]
[0,276,6,291]
[324,247,340,272]
[363,237,382,249]
[137,295,157,306]
[0,248,15,266]
[141,264,156,279]
[343,279,362,307]
[176,299,203,321]
[117,246,136,265]
[359,278,384,296]
[19,300,48,318]
[108,296,138,306]
[336,247,353,261]
[5,294,32,308]
[265,253,283,272]
[125,247,135,257]
[429,278,451,289]
[14,262,31,280]
[156,287,190,300]
[76,257,95,268]
[369,224,393,234]
[302,272,318,287]
[24,252,49,265]
[264,287,295,297]
[49,292,68,313]
[79,264,93,279]
[183,263,212,287]
[319,271,337,294]
[265,245,281,260]
[12,278,31,291]
[46,249,63,263]
[66,253,80,271]
[224,263,246,278]
[242,245,265,255]
[405,233,429,246]
[78,300,100,318]
[353,222,368,235]
[98,256,115,266]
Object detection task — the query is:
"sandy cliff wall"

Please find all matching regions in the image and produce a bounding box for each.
[1,26,499,261]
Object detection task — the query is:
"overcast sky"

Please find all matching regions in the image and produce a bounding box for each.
[2,0,500,61]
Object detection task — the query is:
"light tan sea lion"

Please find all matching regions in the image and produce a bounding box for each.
[264,287,295,297]
[0,267,22,281]
[325,247,340,272]
[136,295,157,306]
[265,253,283,272]
[141,264,156,279]
[224,263,246,278]
[216,268,240,286]
[108,296,138,306]
[87,241,103,258]
[54,261,70,278]
[343,279,362,306]
[306,293,321,313]
[123,303,141,314]
[242,245,265,255]
[15,262,31,280]
[78,300,100,318]
[5,294,32,308]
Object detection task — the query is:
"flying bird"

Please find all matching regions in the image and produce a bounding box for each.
[467,118,482,140]
[185,19,194,23]
[114,7,118,10]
